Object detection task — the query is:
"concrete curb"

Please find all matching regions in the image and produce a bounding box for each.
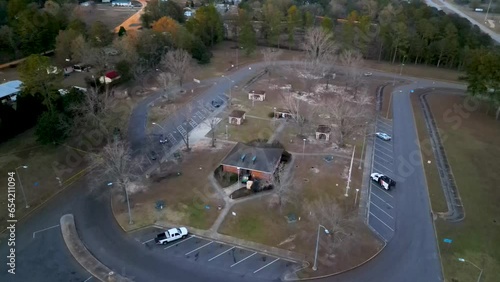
[418,90,465,222]
[60,214,133,282]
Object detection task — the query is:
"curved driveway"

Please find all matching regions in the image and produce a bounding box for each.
[1,63,466,282]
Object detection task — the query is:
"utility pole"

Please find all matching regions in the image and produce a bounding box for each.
[345,146,356,197]
[15,165,29,208]
[312,224,329,271]
[485,0,493,22]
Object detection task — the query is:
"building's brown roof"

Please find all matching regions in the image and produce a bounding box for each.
[220,143,284,173]
[229,110,246,118]
[316,125,331,133]
[275,108,291,114]
[249,90,266,95]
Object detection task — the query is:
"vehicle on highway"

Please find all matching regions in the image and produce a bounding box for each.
[211,99,223,108]
[155,227,188,244]
[376,132,391,141]
[363,72,373,76]
[370,173,396,190]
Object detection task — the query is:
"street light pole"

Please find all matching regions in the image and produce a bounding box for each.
[345,146,356,197]
[485,0,493,22]
[355,188,360,205]
[225,124,228,139]
[15,165,29,209]
[358,128,367,169]
[237,167,241,184]
[302,138,306,159]
[108,182,133,225]
[312,224,329,271]
[152,122,165,132]
[458,258,483,282]
[221,75,235,105]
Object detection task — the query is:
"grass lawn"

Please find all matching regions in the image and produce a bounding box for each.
[0,129,90,231]
[364,59,463,82]
[213,116,274,143]
[113,141,232,231]
[219,155,382,275]
[412,91,500,282]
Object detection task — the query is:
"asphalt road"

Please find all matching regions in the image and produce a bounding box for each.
[1,63,467,282]
[424,0,500,44]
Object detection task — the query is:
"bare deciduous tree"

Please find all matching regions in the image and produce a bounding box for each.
[70,87,115,137]
[157,72,177,101]
[261,48,282,83]
[307,195,356,251]
[176,104,196,151]
[303,27,337,66]
[88,140,141,188]
[281,90,319,135]
[324,94,371,147]
[161,49,191,87]
[82,46,110,75]
[339,49,364,96]
[88,140,143,222]
[204,117,220,147]
[268,161,298,213]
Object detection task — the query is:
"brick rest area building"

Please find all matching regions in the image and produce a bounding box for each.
[220,143,285,180]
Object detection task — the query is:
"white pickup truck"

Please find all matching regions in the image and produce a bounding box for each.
[154,227,188,244]
[370,173,396,190]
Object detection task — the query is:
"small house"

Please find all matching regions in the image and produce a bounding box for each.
[274,108,293,119]
[316,125,331,141]
[228,110,246,125]
[248,90,266,101]
[100,71,121,84]
[220,143,284,180]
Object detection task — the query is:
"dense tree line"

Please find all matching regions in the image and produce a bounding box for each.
[0,0,76,63]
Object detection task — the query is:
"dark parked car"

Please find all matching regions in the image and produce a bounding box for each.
[211,100,223,108]
[149,151,159,161]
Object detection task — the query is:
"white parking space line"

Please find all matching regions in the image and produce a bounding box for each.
[375,140,393,150]
[374,154,393,164]
[185,241,213,255]
[230,252,257,267]
[370,191,394,207]
[373,160,393,173]
[378,119,392,127]
[374,148,393,159]
[164,236,195,250]
[369,212,395,231]
[371,202,395,219]
[83,276,93,282]
[208,246,235,261]
[373,184,394,198]
[32,224,60,239]
[253,258,280,273]
[141,238,154,244]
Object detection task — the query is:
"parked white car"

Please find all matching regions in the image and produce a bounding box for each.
[154,227,188,244]
[376,132,391,141]
[363,72,373,77]
[370,173,396,190]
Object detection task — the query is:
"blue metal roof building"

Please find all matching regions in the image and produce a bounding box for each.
[0,80,22,101]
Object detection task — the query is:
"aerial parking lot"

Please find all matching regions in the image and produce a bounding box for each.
[131,227,302,280]
[368,117,396,242]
